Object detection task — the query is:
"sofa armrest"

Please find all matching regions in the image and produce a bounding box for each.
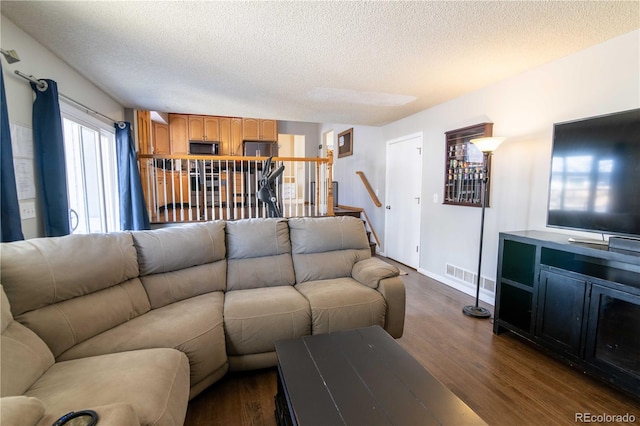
[37,403,140,426]
[351,258,399,289]
[1,396,45,426]
[376,276,406,338]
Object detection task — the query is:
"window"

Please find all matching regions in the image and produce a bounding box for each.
[61,104,119,233]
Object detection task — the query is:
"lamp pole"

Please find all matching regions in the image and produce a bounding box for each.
[462,136,504,319]
[463,150,491,318]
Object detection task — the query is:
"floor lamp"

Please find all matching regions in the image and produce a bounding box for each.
[462,136,505,319]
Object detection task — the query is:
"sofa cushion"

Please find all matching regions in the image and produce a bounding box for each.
[132,222,227,307]
[137,262,227,309]
[16,279,150,358]
[132,221,226,275]
[288,216,371,283]
[226,218,295,291]
[56,292,227,396]
[26,348,189,426]
[0,396,45,426]
[0,232,139,317]
[295,278,386,335]
[1,287,55,397]
[224,286,310,355]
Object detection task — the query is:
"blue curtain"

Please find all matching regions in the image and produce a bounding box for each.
[115,121,150,230]
[31,79,70,237]
[1,64,25,242]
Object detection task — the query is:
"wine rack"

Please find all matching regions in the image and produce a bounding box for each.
[444,123,493,207]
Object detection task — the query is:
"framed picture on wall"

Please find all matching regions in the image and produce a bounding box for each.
[338,128,353,158]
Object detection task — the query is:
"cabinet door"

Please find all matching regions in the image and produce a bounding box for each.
[231,118,243,155]
[188,115,205,140]
[536,269,586,356]
[585,285,640,385]
[243,118,260,140]
[156,171,170,209]
[137,110,152,155]
[203,116,220,141]
[170,114,189,155]
[152,122,170,155]
[219,117,230,155]
[173,172,190,205]
[138,161,151,213]
[260,119,278,141]
[190,115,220,141]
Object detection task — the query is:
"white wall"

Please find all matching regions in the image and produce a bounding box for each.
[381,30,639,303]
[2,15,124,238]
[320,123,386,249]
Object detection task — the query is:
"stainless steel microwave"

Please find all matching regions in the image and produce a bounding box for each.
[189,141,219,155]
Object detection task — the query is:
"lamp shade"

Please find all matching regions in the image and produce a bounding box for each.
[470,137,505,153]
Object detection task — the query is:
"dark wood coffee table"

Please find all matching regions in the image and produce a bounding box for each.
[274,325,486,425]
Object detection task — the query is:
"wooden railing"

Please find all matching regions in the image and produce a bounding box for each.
[356,171,382,207]
[137,152,334,223]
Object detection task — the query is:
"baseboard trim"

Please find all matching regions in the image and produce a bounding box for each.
[417,267,495,306]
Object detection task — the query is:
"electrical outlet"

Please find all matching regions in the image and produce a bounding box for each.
[20,201,36,219]
[433,193,438,203]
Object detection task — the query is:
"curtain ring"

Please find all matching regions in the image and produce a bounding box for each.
[117,121,127,129]
[36,80,48,92]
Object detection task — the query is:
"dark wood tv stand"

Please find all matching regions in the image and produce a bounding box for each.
[494,230,640,398]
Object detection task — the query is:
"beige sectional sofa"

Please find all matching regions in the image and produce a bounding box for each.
[0,216,405,425]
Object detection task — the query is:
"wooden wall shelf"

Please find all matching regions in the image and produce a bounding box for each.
[443,123,493,207]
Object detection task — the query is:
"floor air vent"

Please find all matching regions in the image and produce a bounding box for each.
[445,263,495,293]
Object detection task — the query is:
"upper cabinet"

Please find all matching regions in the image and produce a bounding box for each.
[152,121,170,155]
[231,118,243,155]
[189,115,220,142]
[218,117,244,155]
[169,114,189,155]
[137,110,152,155]
[243,118,278,142]
[138,112,276,156]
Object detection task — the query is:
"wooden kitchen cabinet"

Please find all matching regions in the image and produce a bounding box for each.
[219,117,244,155]
[137,110,152,155]
[173,171,190,205]
[242,118,278,142]
[220,171,245,204]
[231,117,243,155]
[152,122,170,155]
[219,117,231,155]
[189,115,220,141]
[138,160,151,211]
[260,119,278,141]
[169,114,189,155]
[154,169,189,209]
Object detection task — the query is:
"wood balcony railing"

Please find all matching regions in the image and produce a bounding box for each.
[137,152,334,223]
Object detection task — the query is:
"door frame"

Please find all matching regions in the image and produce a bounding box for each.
[384,132,423,268]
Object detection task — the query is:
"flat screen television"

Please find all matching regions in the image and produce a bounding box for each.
[547,108,640,238]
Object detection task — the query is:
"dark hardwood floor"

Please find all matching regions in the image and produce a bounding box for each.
[184,257,640,425]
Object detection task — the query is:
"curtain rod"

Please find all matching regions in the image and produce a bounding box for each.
[13,69,122,126]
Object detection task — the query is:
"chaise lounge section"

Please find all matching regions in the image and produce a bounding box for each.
[1,216,405,425]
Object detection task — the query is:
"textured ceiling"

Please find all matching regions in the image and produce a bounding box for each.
[2,1,639,126]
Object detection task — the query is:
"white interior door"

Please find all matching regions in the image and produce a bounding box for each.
[384,133,423,268]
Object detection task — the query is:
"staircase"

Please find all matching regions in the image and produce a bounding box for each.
[334,207,377,256]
